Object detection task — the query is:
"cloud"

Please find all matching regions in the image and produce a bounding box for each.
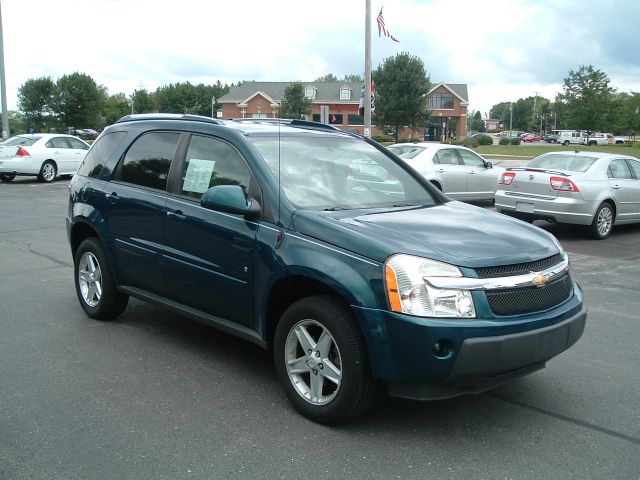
[3,0,640,116]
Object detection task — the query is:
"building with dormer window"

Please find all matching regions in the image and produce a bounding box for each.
[218,81,468,139]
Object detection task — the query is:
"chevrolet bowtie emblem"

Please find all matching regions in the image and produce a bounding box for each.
[532,273,549,287]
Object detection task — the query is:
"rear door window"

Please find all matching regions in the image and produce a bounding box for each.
[117,132,180,190]
[607,159,633,179]
[77,131,127,178]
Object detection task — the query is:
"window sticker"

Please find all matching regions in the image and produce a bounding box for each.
[183,159,216,193]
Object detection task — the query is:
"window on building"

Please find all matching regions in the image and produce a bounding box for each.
[304,86,316,100]
[340,87,351,100]
[428,93,455,110]
[348,114,364,125]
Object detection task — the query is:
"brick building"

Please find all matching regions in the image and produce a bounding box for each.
[218,81,468,139]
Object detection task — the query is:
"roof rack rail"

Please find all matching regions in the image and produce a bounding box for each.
[230,117,341,133]
[116,113,223,125]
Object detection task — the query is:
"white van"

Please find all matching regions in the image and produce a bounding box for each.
[557,130,586,146]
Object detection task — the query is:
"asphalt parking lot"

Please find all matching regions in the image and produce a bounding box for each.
[1,177,639,480]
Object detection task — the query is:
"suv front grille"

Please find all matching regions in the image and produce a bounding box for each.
[474,254,563,279]
[486,274,572,316]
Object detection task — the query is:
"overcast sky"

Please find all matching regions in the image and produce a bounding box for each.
[3,0,640,117]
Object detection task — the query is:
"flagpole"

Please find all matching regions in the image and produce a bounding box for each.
[364,0,372,138]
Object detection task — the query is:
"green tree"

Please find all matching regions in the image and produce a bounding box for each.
[343,74,364,83]
[51,73,104,130]
[555,65,615,134]
[278,82,311,119]
[315,74,339,82]
[154,81,229,116]
[373,52,430,141]
[17,76,55,132]
[469,111,484,132]
[131,88,156,114]
[100,93,131,127]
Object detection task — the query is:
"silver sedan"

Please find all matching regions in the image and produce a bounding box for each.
[387,143,503,202]
[495,151,640,239]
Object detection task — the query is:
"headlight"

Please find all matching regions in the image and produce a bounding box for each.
[385,254,476,318]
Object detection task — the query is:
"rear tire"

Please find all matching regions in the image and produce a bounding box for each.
[74,237,129,319]
[563,140,570,146]
[0,173,15,182]
[38,160,57,183]
[588,202,614,240]
[273,295,378,424]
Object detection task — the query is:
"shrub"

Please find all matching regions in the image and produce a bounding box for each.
[499,137,510,145]
[474,134,493,146]
[372,134,393,143]
[450,137,479,148]
[509,138,522,145]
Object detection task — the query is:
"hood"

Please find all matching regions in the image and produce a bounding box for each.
[292,202,559,268]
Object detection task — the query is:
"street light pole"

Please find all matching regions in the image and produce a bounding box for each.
[0,0,10,139]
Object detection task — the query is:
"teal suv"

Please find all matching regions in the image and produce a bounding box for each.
[67,114,586,424]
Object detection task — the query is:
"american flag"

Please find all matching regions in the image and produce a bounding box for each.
[376,7,399,42]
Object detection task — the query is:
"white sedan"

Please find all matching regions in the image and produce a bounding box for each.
[0,133,90,183]
[387,142,504,202]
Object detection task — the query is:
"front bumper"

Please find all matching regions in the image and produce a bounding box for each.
[389,304,586,400]
[352,284,586,399]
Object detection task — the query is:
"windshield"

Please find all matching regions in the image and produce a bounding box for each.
[525,153,597,172]
[251,135,436,210]
[3,135,40,146]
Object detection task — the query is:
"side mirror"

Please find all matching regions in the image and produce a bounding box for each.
[201,184,260,218]
[485,161,493,169]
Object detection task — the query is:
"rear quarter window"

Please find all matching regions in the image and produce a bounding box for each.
[76,132,127,178]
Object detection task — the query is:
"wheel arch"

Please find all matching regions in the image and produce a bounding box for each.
[264,275,354,348]
[69,220,102,258]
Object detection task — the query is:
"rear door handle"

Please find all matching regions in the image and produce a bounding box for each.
[167,210,186,223]
[437,169,445,173]
[105,192,119,204]
[612,185,621,190]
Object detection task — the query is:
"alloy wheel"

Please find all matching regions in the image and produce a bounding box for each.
[596,205,613,237]
[284,319,342,405]
[78,251,102,307]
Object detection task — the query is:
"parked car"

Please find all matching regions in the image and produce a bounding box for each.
[558,130,587,146]
[543,134,559,143]
[522,133,541,142]
[584,133,626,146]
[387,142,504,202]
[495,151,640,239]
[67,114,586,424]
[0,133,90,183]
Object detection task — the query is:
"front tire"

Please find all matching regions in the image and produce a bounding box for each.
[0,172,15,182]
[38,160,57,183]
[273,295,378,424]
[74,237,129,319]
[589,202,614,240]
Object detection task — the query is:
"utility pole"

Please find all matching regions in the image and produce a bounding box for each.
[0,0,10,139]
[364,0,372,138]
[509,103,513,141]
